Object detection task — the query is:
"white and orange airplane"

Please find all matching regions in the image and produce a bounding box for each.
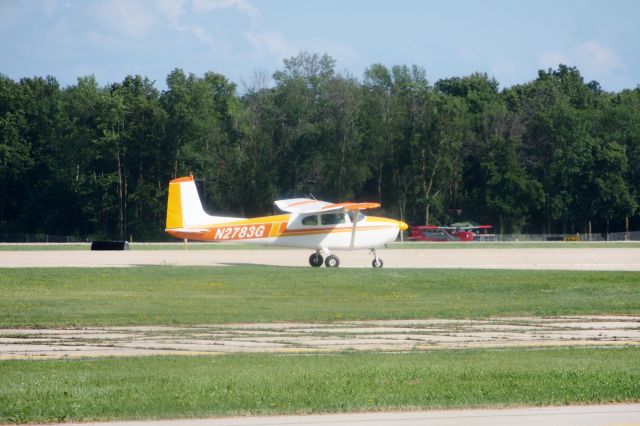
[165,176,408,267]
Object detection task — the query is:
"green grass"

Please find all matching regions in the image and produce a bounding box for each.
[1,266,639,327]
[1,348,638,423]
[2,266,639,423]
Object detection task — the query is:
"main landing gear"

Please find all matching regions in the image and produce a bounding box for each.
[370,248,383,268]
[309,252,323,267]
[307,249,383,268]
[308,251,340,267]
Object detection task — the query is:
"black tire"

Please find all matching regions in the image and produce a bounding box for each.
[309,253,323,267]
[325,255,340,267]
[372,258,383,268]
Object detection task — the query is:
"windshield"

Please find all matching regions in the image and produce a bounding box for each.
[347,211,365,223]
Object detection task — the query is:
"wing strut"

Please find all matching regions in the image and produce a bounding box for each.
[349,209,360,248]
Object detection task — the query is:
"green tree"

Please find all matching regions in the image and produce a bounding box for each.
[17,76,69,234]
[270,52,338,197]
[0,75,31,232]
[588,138,636,231]
[361,64,444,223]
[60,75,103,237]
[436,73,503,226]
[361,63,395,204]
[2,59,639,240]
[114,75,166,240]
[595,89,640,228]
[319,74,368,200]
[161,69,240,216]
[237,85,280,215]
[479,136,543,233]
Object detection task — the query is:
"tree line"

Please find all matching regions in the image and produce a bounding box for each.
[1,52,639,240]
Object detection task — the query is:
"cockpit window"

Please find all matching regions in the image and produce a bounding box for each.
[321,213,346,225]
[301,215,319,226]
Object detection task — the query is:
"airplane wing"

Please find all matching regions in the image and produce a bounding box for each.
[450,225,493,230]
[275,198,380,213]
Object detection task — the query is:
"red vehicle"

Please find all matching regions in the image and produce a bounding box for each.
[409,223,494,242]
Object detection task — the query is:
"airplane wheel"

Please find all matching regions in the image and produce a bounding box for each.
[309,253,323,267]
[372,258,383,268]
[325,255,340,268]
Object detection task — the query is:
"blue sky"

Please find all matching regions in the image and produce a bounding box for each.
[1,0,638,92]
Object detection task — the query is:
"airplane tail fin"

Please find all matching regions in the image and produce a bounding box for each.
[165,176,242,229]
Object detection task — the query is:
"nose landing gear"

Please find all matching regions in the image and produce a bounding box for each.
[370,249,383,268]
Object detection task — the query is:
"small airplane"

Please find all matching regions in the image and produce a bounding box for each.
[409,223,494,242]
[165,176,408,267]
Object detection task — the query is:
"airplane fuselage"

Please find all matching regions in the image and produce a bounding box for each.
[166,212,402,249]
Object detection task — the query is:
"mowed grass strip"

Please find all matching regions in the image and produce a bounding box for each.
[1,267,639,327]
[1,348,639,423]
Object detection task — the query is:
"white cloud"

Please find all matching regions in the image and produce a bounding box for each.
[539,50,571,70]
[575,41,624,74]
[538,41,625,86]
[488,58,519,87]
[244,31,357,71]
[456,46,477,63]
[42,0,60,17]
[87,30,122,51]
[91,0,157,39]
[190,25,217,48]
[154,0,260,50]
[156,0,188,29]
[244,31,296,59]
[193,0,259,19]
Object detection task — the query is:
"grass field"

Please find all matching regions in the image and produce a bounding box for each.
[1,348,639,423]
[1,266,639,327]
[2,265,639,423]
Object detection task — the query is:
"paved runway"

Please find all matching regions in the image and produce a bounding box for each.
[42,404,640,426]
[2,247,640,270]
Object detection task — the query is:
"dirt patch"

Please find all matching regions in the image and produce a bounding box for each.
[1,316,638,359]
